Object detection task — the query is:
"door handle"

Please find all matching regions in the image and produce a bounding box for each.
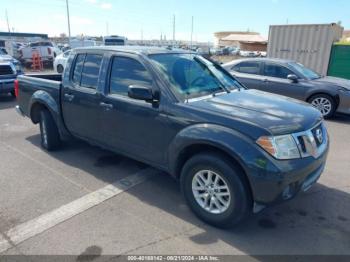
[262,79,269,83]
[100,102,114,110]
[64,93,74,102]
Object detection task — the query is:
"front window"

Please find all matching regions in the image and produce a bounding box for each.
[288,62,320,80]
[149,53,242,100]
[264,63,294,79]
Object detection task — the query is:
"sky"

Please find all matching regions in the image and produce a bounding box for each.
[0,0,349,42]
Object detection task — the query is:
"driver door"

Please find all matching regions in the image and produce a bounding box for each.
[261,62,307,100]
[99,55,169,165]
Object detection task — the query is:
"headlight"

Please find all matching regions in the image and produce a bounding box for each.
[257,135,300,160]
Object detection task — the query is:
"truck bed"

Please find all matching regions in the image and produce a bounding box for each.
[17,74,62,118]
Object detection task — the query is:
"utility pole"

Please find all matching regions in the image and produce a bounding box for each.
[106,22,109,36]
[190,16,194,49]
[173,14,176,45]
[5,9,10,33]
[66,0,72,46]
[141,29,143,45]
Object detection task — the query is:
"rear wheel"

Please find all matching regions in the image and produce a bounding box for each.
[39,109,61,151]
[309,94,336,119]
[180,153,251,228]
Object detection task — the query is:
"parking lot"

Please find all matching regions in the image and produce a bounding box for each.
[0,93,349,257]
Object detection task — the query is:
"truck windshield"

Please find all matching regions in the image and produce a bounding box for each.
[149,53,243,100]
[288,62,321,80]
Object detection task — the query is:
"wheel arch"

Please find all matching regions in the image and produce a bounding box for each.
[175,143,254,207]
[29,90,59,124]
[306,92,340,109]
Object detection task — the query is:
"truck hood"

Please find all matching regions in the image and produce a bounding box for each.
[190,89,322,135]
[314,76,350,90]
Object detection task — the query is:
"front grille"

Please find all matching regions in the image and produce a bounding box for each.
[293,122,328,159]
[0,65,14,75]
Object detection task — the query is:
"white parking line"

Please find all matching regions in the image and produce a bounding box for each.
[0,168,156,253]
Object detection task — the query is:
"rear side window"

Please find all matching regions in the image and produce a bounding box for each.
[80,54,103,89]
[235,62,260,75]
[109,56,152,96]
[72,54,85,85]
[263,63,294,79]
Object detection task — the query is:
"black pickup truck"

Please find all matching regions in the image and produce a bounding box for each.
[16,46,329,227]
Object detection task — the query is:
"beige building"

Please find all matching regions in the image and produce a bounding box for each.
[214,31,259,47]
[343,30,350,41]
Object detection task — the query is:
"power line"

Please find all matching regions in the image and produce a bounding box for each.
[173,14,176,43]
[190,16,194,48]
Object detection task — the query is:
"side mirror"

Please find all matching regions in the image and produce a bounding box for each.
[287,74,299,83]
[128,85,154,102]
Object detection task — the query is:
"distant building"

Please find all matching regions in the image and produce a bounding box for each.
[214,31,259,47]
[343,30,350,41]
[221,34,268,51]
[0,32,48,44]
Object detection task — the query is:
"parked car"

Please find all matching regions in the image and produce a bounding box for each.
[239,50,258,57]
[0,62,22,97]
[16,47,328,228]
[230,47,240,56]
[223,58,350,118]
[69,39,97,49]
[18,41,61,67]
[210,48,223,55]
[54,50,71,73]
[0,48,23,73]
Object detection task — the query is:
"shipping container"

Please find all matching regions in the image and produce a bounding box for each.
[267,23,343,76]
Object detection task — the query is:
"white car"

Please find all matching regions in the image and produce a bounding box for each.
[239,50,258,57]
[19,41,61,67]
[54,50,71,73]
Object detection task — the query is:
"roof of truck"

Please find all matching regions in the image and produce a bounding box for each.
[74,46,193,55]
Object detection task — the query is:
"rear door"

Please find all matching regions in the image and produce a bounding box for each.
[61,53,104,141]
[261,62,307,100]
[229,61,264,90]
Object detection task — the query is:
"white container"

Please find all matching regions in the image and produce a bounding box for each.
[267,23,343,75]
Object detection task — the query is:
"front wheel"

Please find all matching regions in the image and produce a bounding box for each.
[180,153,252,228]
[309,94,336,119]
[39,109,61,151]
[57,64,64,74]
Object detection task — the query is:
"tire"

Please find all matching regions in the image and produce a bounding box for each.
[308,94,336,119]
[180,153,252,228]
[39,109,61,151]
[57,64,64,74]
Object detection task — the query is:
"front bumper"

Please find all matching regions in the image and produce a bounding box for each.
[0,78,15,93]
[251,148,328,208]
[247,127,329,208]
[337,90,350,115]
